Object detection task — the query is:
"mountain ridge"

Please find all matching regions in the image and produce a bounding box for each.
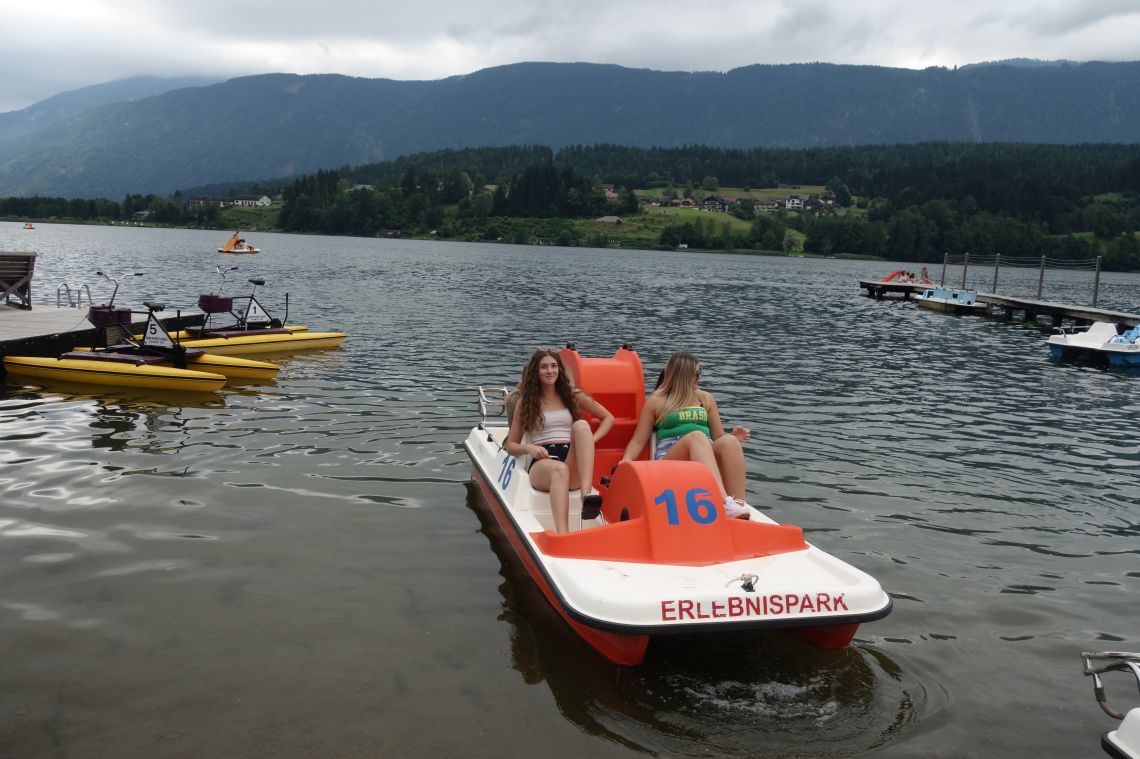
[0,76,218,142]
[1,61,1139,198]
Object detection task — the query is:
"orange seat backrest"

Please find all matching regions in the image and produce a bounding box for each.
[560,346,647,491]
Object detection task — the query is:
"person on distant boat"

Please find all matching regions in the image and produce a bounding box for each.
[919,266,930,282]
[505,348,613,533]
[622,352,752,520]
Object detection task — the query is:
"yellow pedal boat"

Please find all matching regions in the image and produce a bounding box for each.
[171,327,347,356]
[67,348,280,381]
[3,354,228,393]
[185,272,347,356]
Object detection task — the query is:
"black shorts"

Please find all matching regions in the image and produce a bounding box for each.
[528,443,570,471]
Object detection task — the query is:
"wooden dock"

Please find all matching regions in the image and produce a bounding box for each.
[0,305,204,359]
[858,280,1140,329]
[0,305,94,340]
[858,280,927,299]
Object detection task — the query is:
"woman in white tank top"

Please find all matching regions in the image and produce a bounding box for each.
[505,348,614,533]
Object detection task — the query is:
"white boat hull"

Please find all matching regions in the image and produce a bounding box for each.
[465,423,892,664]
[1049,322,1140,367]
[1106,708,1140,759]
[916,287,987,315]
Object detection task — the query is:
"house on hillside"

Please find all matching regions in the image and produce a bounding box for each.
[671,198,697,208]
[785,195,804,210]
[189,196,226,208]
[701,196,728,212]
[232,195,272,207]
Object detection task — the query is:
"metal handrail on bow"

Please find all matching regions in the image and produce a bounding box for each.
[1082,651,1140,719]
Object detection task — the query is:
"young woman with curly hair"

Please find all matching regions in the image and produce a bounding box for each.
[505,348,613,533]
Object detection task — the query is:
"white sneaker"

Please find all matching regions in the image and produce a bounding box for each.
[724,497,751,520]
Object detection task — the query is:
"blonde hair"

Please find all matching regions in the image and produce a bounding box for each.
[652,352,710,420]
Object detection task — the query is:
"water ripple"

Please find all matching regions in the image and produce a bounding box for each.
[1,229,1137,757]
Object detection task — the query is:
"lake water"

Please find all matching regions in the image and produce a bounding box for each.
[1,222,1137,758]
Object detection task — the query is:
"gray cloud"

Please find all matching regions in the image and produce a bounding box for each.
[2,0,1139,112]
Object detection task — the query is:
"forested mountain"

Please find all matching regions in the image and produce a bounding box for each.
[7,141,1140,269]
[0,76,217,142]
[270,142,1140,269]
[2,61,1140,198]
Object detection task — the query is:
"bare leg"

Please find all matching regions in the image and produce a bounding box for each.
[530,460,571,533]
[663,431,730,501]
[569,419,596,496]
[713,434,747,501]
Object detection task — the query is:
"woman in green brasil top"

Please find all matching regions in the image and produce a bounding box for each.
[621,352,753,520]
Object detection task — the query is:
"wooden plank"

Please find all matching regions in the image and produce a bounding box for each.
[0,305,94,341]
[859,279,1140,327]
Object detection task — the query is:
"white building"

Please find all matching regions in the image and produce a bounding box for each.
[231,195,272,207]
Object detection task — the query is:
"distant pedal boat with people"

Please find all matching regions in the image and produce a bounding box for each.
[218,229,260,254]
[465,345,892,665]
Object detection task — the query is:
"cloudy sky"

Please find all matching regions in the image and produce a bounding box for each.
[3,0,1139,112]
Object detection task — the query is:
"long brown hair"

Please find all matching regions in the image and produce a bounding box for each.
[653,351,709,420]
[516,349,579,434]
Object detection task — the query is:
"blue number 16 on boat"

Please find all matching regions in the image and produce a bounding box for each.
[654,487,718,525]
[497,456,516,490]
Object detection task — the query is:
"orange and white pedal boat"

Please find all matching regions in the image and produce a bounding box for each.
[465,345,892,665]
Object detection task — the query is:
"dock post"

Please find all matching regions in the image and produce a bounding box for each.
[961,253,969,289]
[992,254,1000,294]
[941,252,947,286]
[1037,256,1046,300]
[1092,256,1102,307]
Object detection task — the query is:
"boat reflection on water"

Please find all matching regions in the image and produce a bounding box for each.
[464,483,924,756]
[1,361,276,399]
[0,385,236,456]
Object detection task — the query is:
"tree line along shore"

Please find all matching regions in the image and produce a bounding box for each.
[4,142,1140,271]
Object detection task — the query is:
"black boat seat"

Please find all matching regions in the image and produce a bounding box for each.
[103,343,206,360]
[195,327,292,338]
[61,348,207,365]
[61,351,170,365]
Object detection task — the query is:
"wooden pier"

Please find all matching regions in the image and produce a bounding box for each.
[858,280,1140,329]
[0,252,206,369]
[0,305,204,360]
[858,280,927,299]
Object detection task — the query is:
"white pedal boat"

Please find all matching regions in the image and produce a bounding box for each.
[1083,651,1140,759]
[1049,322,1140,367]
[915,286,987,315]
[464,346,892,665]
